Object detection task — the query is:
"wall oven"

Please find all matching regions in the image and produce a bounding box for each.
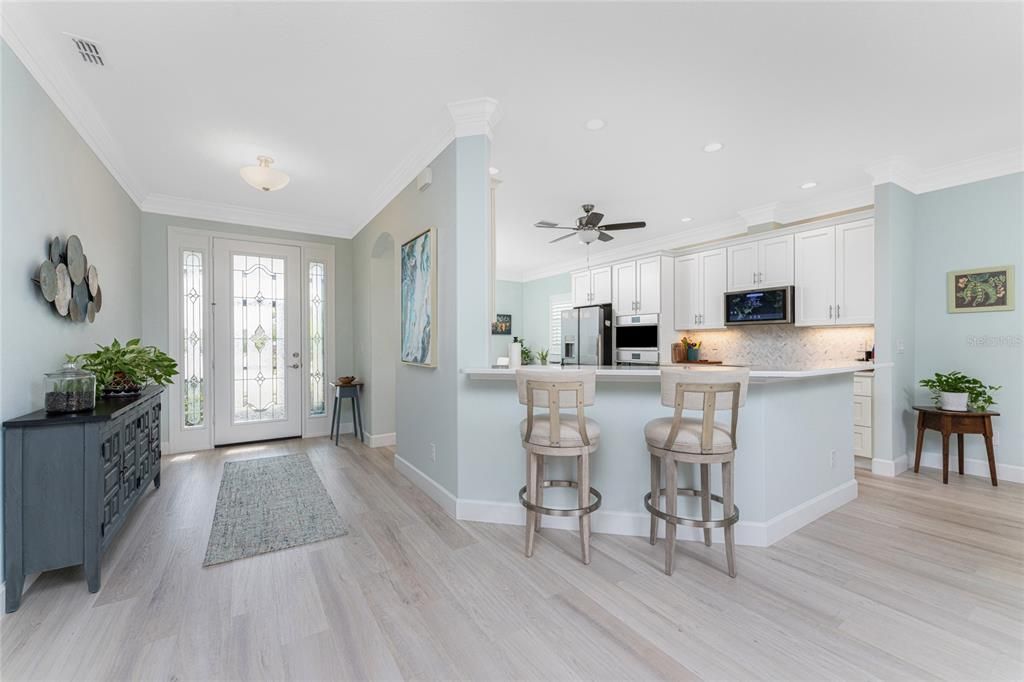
[614,313,659,365]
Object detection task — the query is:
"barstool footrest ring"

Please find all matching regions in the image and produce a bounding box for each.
[519,480,602,518]
[644,487,739,528]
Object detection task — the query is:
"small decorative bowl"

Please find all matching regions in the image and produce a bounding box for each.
[337,376,356,385]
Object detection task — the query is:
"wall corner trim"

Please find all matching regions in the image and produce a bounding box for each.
[871,454,909,477]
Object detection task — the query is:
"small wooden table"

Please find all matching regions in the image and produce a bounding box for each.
[913,405,1000,486]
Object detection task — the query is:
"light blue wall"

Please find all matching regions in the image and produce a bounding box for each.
[491,280,523,364]
[1,41,143,582]
[522,272,571,357]
[873,183,919,463]
[913,174,1023,467]
[353,141,459,490]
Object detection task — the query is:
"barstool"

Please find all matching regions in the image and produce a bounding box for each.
[644,366,750,577]
[516,368,602,564]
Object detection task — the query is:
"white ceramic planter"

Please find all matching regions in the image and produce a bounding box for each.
[939,392,969,411]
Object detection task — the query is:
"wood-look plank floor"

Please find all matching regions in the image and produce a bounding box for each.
[2,436,1022,681]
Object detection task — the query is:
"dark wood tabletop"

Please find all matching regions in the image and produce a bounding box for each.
[913,404,999,485]
[913,405,999,417]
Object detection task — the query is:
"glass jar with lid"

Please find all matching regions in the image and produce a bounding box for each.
[44,362,96,413]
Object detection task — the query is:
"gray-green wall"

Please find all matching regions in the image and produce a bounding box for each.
[1,42,143,581]
[913,174,1023,468]
[523,273,571,356]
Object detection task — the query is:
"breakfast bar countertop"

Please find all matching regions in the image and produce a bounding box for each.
[463,361,889,382]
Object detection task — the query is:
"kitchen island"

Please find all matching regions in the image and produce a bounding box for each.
[444,362,883,547]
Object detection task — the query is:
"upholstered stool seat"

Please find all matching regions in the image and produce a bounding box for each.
[520,415,601,450]
[644,366,750,578]
[516,367,601,564]
[643,417,732,454]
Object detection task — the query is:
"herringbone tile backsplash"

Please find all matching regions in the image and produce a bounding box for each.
[680,326,875,367]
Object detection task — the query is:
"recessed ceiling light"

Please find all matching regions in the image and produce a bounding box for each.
[680,217,693,223]
[703,142,724,153]
[585,119,606,131]
[800,181,818,189]
[489,167,500,176]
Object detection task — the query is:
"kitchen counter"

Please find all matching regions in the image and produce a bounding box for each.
[444,360,878,548]
[463,361,885,382]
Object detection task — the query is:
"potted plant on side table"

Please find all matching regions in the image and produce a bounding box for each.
[919,371,1000,412]
[69,338,178,397]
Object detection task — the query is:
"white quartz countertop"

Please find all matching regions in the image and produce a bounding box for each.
[463,362,889,382]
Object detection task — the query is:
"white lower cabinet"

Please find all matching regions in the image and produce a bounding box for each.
[853,371,873,459]
[673,248,726,330]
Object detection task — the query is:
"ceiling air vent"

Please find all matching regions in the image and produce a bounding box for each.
[69,36,104,66]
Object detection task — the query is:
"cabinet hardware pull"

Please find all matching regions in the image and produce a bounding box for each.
[836,305,840,319]
[752,272,756,284]
[829,304,833,319]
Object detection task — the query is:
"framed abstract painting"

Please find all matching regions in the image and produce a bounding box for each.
[947,266,1015,313]
[400,228,437,366]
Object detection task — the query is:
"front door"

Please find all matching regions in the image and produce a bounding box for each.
[213,239,303,445]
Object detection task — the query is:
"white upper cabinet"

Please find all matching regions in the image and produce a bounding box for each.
[673,254,700,330]
[700,249,727,329]
[571,270,591,307]
[610,257,661,315]
[591,266,612,305]
[727,234,794,291]
[727,242,759,291]
[612,261,637,314]
[636,256,661,314]
[673,249,726,330]
[795,220,873,326]
[835,221,874,325]
[571,266,613,306]
[759,234,795,288]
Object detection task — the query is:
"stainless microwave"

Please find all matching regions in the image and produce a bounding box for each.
[724,286,794,326]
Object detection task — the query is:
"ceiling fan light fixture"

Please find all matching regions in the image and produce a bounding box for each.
[579,230,600,244]
[584,118,606,131]
[703,142,724,153]
[240,155,290,192]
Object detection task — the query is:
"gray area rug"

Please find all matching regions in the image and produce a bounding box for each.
[203,453,348,566]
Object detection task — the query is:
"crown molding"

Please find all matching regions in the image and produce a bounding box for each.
[447,97,502,139]
[1,13,147,205]
[140,194,349,239]
[738,202,780,227]
[865,147,1022,194]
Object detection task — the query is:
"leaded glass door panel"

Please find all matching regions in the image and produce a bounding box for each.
[213,239,302,445]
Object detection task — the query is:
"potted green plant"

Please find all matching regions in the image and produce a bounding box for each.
[538,347,550,365]
[919,371,1000,412]
[69,338,178,397]
[520,340,535,366]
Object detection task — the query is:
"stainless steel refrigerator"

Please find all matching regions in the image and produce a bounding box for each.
[561,303,613,366]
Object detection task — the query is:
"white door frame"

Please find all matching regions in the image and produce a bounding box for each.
[166,226,336,454]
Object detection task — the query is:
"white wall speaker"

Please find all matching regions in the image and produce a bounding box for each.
[417,167,433,192]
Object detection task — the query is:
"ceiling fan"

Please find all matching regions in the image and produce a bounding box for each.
[535,204,647,244]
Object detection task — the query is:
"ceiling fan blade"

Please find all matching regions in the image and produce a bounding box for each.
[534,220,560,228]
[584,211,604,228]
[597,232,614,242]
[600,221,646,231]
[549,231,579,244]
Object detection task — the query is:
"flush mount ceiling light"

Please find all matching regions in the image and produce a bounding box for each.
[240,156,290,192]
[489,167,500,175]
[584,118,606,131]
[680,217,693,223]
[800,181,818,189]
[703,142,724,153]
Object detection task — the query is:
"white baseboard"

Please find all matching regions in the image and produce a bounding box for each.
[871,454,909,477]
[911,449,1023,484]
[364,431,396,448]
[456,479,858,548]
[394,454,457,518]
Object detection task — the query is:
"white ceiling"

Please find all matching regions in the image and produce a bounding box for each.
[4,2,1022,279]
